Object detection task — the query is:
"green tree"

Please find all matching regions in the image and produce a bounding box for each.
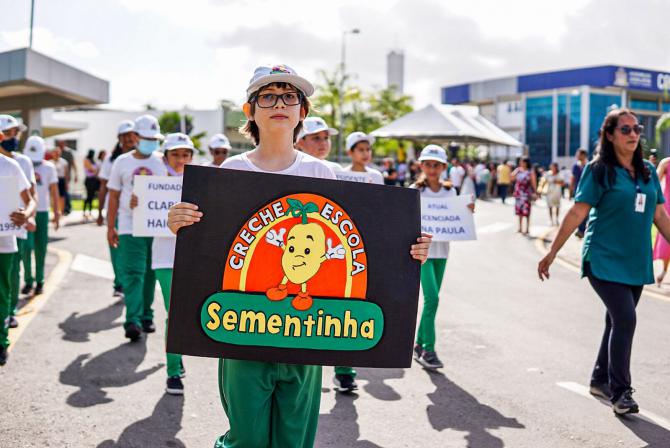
[656,113,670,145]
[158,111,207,151]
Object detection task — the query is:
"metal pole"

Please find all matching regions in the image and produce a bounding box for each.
[29,0,35,48]
[337,31,346,163]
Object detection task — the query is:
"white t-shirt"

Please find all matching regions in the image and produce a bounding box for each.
[411,183,458,259]
[13,153,36,240]
[98,154,114,181]
[322,159,343,172]
[221,150,336,180]
[34,161,58,212]
[449,165,465,188]
[342,165,385,185]
[54,158,68,178]
[107,151,168,235]
[0,154,31,253]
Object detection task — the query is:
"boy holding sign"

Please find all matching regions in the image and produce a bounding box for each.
[107,115,167,342]
[142,133,194,395]
[168,65,432,447]
[411,145,473,370]
[0,147,36,365]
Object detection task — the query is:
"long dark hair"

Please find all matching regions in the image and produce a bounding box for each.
[592,108,650,188]
[86,149,95,163]
[110,142,123,161]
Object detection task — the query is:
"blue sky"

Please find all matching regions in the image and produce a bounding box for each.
[1,0,668,110]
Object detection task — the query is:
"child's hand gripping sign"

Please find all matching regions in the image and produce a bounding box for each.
[168,165,422,367]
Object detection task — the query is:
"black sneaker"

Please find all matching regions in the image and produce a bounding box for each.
[112,286,124,298]
[413,344,424,360]
[613,389,639,415]
[0,346,8,366]
[125,323,142,342]
[417,350,444,370]
[21,284,33,295]
[7,316,18,329]
[166,376,184,395]
[34,283,44,295]
[179,360,186,379]
[333,374,358,393]
[141,320,156,333]
[589,382,612,400]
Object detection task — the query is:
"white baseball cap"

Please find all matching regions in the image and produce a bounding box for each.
[24,136,46,162]
[246,64,314,98]
[117,119,135,136]
[163,133,195,152]
[208,133,231,150]
[346,132,375,151]
[298,117,338,140]
[0,114,27,132]
[418,144,448,164]
[134,115,164,139]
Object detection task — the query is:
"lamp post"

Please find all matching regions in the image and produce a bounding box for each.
[337,28,360,163]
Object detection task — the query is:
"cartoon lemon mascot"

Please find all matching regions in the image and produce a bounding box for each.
[265,198,345,311]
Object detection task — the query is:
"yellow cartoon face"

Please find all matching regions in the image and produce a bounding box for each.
[281,222,326,285]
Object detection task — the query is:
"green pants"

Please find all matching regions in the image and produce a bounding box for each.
[334,366,356,377]
[214,359,322,448]
[416,258,447,352]
[155,268,181,378]
[118,235,155,328]
[10,237,31,316]
[34,212,49,285]
[109,219,123,289]
[0,253,15,348]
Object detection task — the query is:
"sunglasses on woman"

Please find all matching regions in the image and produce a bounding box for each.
[617,124,644,135]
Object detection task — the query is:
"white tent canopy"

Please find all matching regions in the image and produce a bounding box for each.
[370,104,522,147]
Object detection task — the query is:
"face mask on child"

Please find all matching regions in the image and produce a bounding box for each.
[0,137,19,152]
[138,139,160,155]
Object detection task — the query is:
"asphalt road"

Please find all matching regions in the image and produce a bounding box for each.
[1,199,668,448]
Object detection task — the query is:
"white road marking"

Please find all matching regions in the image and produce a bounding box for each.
[71,253,115,280]
[477,222,514,234]
[557,381,670,431]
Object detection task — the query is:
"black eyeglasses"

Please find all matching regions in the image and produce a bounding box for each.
[252,92,302,108]
[617,124,644,135]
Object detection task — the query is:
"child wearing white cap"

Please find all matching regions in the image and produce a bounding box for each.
[206,133,232,167]
[296,116,342,172]
[0,116,36,324]
[106,115,167,342]
[168,64,432,448]
[0,125,37,365]
[343,131,384,185]
[411,144,473,370]
[20,136,59,308]
[147,133,194,395]
[98,120,138,298]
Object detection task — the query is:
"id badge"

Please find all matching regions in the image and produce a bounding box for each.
[635,193,646,213]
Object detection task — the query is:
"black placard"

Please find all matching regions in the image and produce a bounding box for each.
[167,165,421,367]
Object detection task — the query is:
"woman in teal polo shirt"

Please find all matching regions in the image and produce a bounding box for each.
[537,108,670,415]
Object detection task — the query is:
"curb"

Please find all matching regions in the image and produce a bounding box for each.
[8,247,73,351]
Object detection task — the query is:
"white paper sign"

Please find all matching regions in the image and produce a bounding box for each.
[132,176,182,237]
[0,177,21,236]
[420,195,476,242]
[336,171,375,184]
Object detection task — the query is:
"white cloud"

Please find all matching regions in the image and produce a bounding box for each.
[0,27,100,59]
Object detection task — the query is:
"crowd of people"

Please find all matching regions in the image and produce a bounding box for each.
[1,63,667,446]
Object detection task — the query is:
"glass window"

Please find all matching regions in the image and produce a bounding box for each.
[557,94,582,158]
[662,102,670,113]
[525,96,553,167]
[630,99,659,112]
[589,94,621,153]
